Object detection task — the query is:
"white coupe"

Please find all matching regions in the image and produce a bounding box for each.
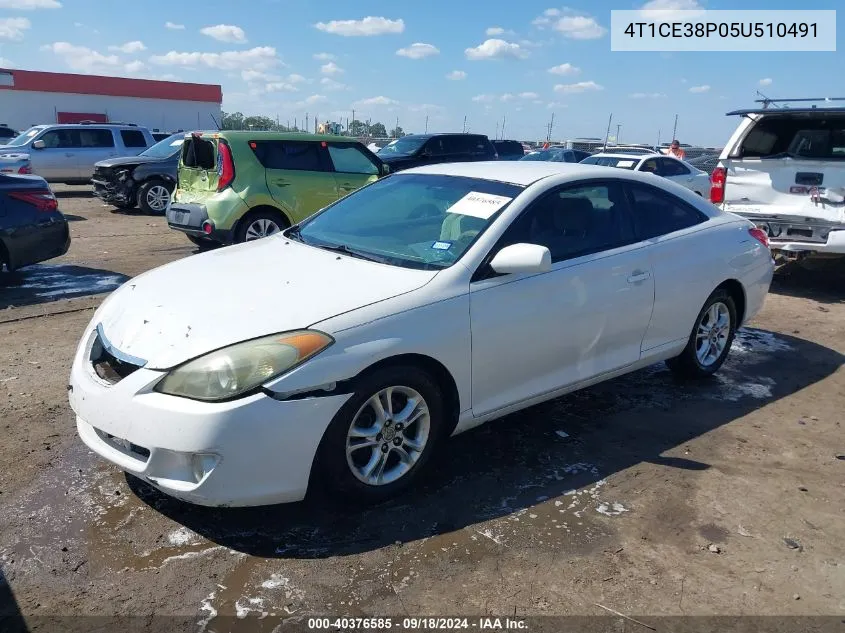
[69,162,773,507]
[581,153,712,197]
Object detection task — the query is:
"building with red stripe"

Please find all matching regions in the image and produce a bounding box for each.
[0,68,222,133]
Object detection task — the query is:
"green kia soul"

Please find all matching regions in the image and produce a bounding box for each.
[167,131,388,246]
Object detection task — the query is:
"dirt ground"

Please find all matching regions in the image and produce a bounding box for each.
[1,186,843,632]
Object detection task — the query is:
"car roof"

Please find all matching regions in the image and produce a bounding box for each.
[205,131,360,142]
[400,161,625,186]
[727,107,845,116]
[588,153,653,159]
[38,123,146,129]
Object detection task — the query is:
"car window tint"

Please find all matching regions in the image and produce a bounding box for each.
[627,184,708,239]
[500,181,635,263]
[120,130,147,148]
[251,141,325,171]
[78,129,114,148]
[740,115,845,159]
[328,144,378,175]
[425,138,446,156]
[40,129,80,149]
[640,158,659,173]
[659,158,689,176]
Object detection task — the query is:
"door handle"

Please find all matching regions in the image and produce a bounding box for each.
[627,271,651,283]
[272,180,290,187]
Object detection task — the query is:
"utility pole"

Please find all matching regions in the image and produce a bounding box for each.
[305,113,309,134]
[616,123,621,145]
[462,115,467,133]
[656,128,661,149]
[495,121,499,139]
[672,114,678,142]
[602,113,613,151]
[501,115,506,140]
[425,115,429,134]
[352,109,356,135]
[395,116,399,137]
[294,117,297,131]
[547,112,555,142]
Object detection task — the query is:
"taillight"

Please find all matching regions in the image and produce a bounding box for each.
[18,165,32,174]
[217,141,235,192]
[8,188,58,212]
[710,166,726,204]
[749,227,769,249]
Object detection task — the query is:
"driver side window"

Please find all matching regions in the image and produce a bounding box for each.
[496,181,635,263]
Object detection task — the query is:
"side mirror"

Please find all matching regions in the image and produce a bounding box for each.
[489,243,552,275]
[32,140,46,150]
[380,163,390,176]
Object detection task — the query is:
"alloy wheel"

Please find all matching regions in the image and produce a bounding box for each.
[146,185,170,212]
[244,218,281,241]
[695,301,731,367]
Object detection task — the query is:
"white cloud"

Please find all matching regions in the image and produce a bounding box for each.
[486,26,515,36]
[354,96,398,106]
[408,103,444,113]
[124,60,147,73]
[0,17,31,41]
[500,92,540,102]
[472,94,495,103]
[689,84,711,93]
[639,0,705,21]
[396,42,439,59]
[288,73,307,84]
[446,70,467,80]
[629,92,666,99]
[108,40,146,53]
[241,69,278,82]
[320,61,343,75]
[554,80,604,93]
[500,93,516,102]
[518,91,539,99]
[547,101,568,109]
[553,16,606,39]
[0,57,12,67]
[314,16,404,37]
[200,24,247,43]
[0,0,60,8]
[164,22,185,30]
[532,8,562,27]
[313,52,335,61]
[548,62,580,75]
[759,77,773,87]
[301,94,328,106]
[150,46,282,72]
[320,77,347,91]
[41,42,119,73]
[465,39,529,61]
[265,82,299,93]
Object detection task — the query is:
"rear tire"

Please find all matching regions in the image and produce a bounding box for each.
[667,289,737,379]
[235,209,289,244]
[137,180,172,215]
[316,366,444,503]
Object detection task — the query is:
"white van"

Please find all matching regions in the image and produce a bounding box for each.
[712,106,845,262]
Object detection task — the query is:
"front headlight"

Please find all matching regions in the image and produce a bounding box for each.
[155,330,333,402]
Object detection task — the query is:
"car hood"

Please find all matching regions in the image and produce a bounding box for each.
[96,236,438,369]
[95,155,168,169]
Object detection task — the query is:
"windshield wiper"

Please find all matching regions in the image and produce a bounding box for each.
[316,242,389,263]
[285,225,305,242]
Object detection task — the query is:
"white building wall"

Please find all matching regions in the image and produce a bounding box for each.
[0,91,222,132]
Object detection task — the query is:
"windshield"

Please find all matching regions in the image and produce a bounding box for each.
[140,134,185,158]
[294,173,523,270]
[4,127,43,148]
[520,149,565,162]
[581,156,639,169]
[379,136,427,156]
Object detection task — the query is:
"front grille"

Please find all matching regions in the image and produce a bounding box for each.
[89,326,144,385]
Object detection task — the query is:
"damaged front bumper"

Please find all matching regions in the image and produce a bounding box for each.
[91,169,136,207]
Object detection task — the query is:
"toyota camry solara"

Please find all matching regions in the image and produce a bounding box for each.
[69,162,773,507]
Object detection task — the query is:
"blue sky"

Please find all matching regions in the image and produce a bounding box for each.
[0,0,842,145]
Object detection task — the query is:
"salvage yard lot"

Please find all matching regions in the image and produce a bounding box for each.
[1,185,844,626]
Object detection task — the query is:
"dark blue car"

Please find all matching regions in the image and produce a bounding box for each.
[0,174,70,271]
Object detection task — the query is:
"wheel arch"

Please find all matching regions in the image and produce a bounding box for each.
[348,353,461,439]
[715,278,746,326]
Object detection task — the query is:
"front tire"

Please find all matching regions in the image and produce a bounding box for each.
[137,180,172,215]
[667,289,737,378]
[316,366,444,503]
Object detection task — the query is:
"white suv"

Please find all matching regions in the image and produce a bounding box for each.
[0,123,155,184]
[712,106,845,261]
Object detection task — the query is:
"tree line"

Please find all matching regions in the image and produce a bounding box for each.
[220,112,406,138]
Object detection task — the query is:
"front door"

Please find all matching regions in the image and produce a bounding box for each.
[325,143,380,197]
[32,129,79,181]
[469,180,655,417]
[75,128,118,180]
[255,140,338,223]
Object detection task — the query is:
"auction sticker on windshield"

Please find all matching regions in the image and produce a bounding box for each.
[447,192,512,219]
[617,160,636,168]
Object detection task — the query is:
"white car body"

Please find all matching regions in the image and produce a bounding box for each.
[69,162,773,507]
[715,108,845,257]
[584,153,712,197]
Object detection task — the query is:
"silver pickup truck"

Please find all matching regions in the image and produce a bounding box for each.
[0,123,155,184]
